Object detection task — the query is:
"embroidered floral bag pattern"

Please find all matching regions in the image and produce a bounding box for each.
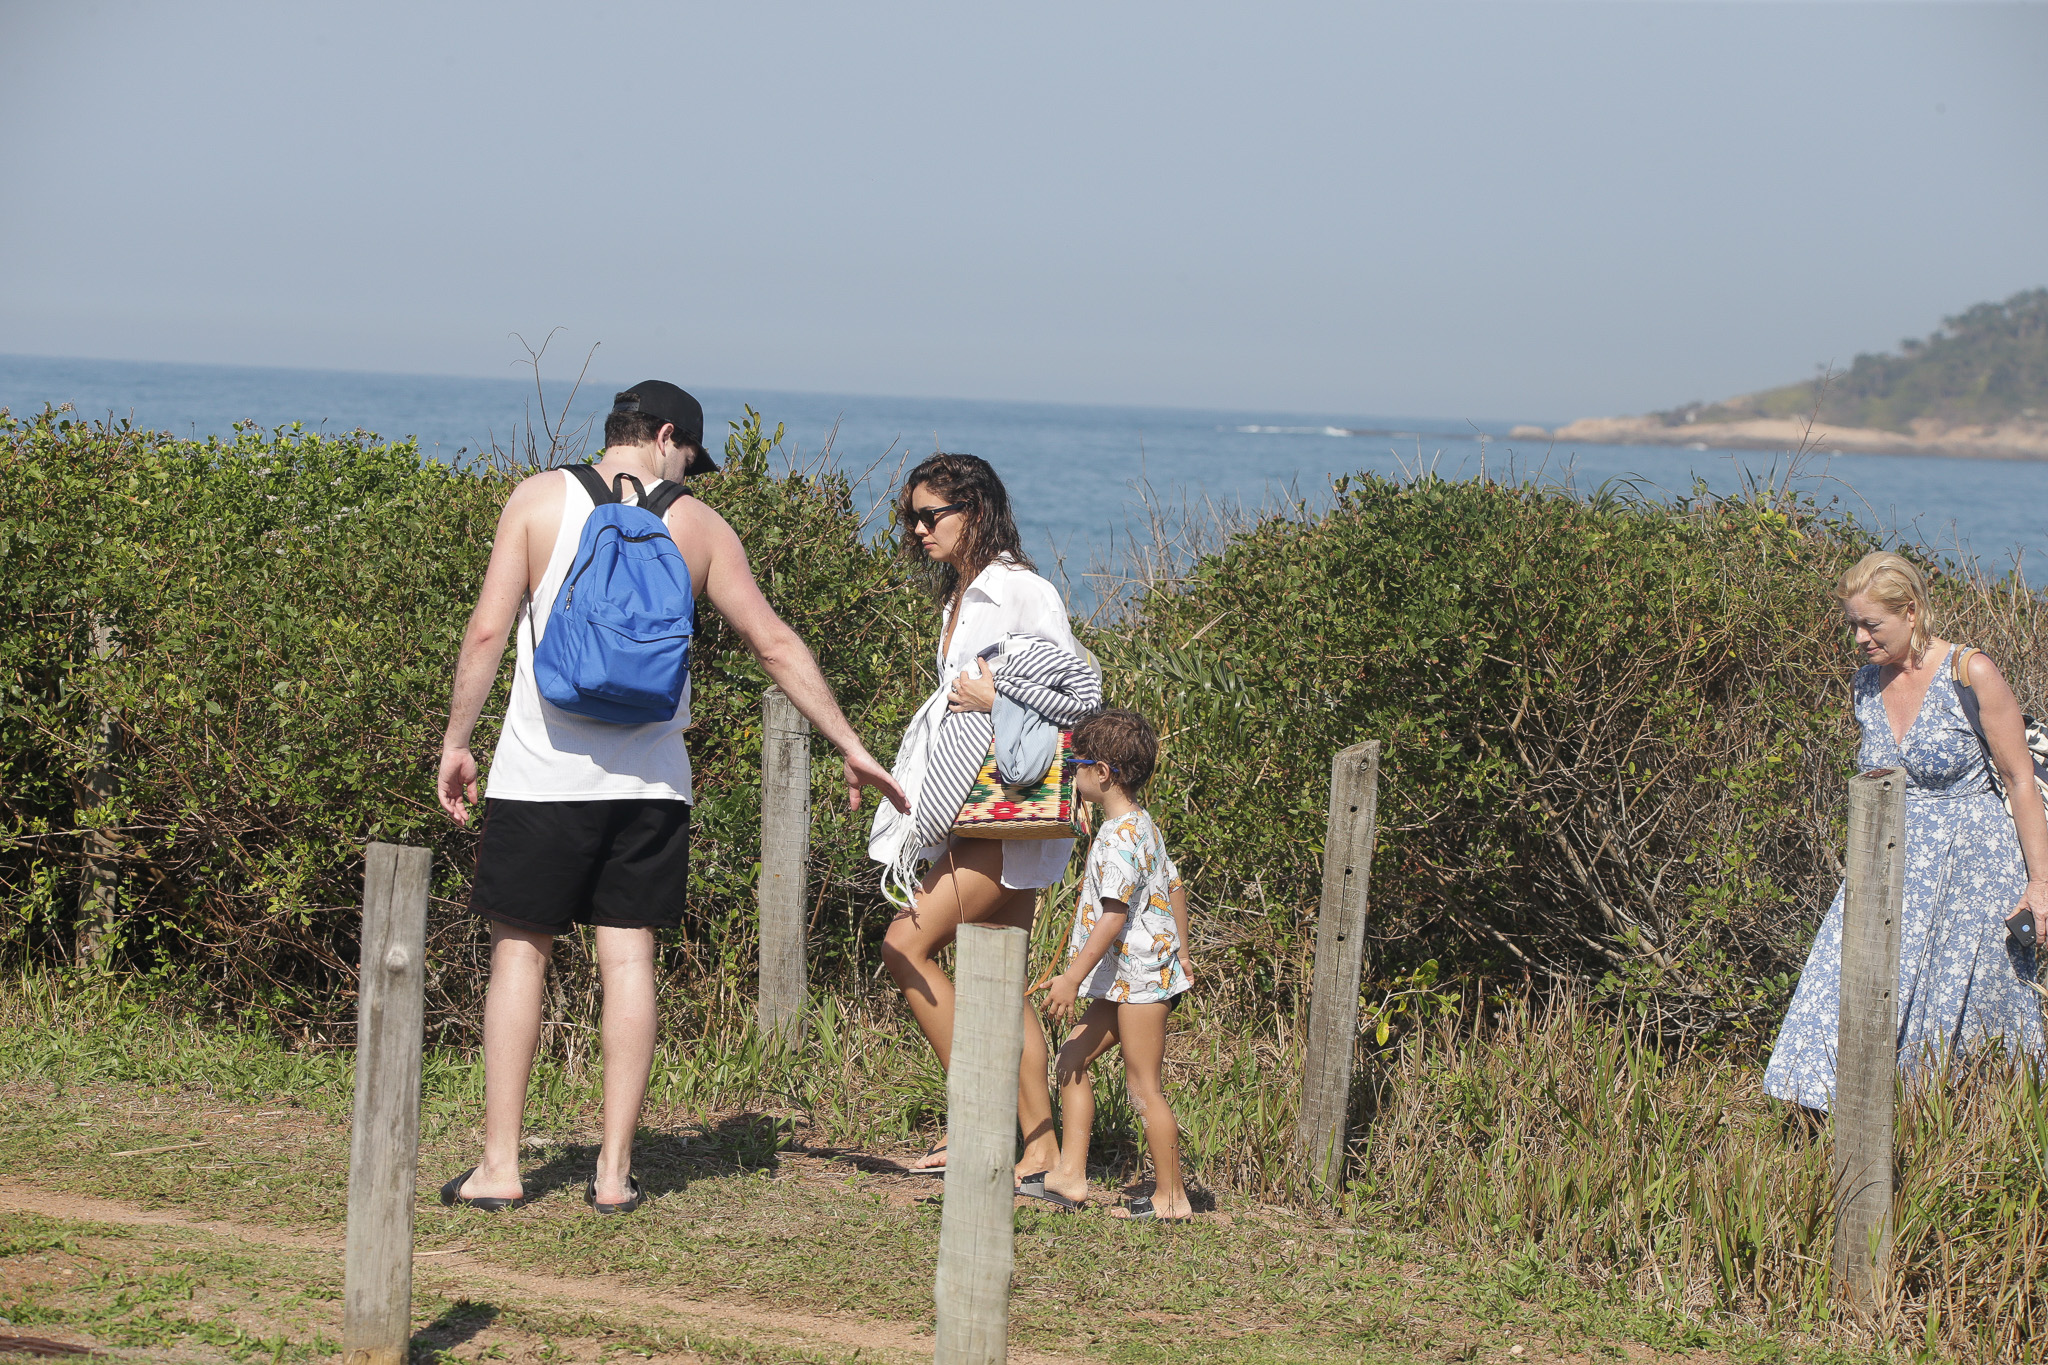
[949,731,1082,840]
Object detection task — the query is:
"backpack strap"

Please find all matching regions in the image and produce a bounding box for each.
[563,463,618,505]
[641,479,692,521]
[1953,645,1982,687]
[563,464,690,519]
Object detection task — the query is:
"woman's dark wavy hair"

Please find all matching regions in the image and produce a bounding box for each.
[897,453,1033,603]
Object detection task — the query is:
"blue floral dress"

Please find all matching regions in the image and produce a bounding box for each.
[1764,646,2044,1109]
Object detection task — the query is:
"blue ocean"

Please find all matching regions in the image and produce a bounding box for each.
[4,353,2036,613]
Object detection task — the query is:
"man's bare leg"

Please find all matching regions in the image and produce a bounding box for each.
[459,922,552,1201]
[592,925,657,1205]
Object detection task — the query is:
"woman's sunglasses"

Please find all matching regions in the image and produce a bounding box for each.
[908,501,968,532]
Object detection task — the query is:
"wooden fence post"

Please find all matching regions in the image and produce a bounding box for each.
[73,613,121,968]
[1833,766,1905,1307]
[342,842,432,1365]
[933,923,1028,1365]
[1296,740,1382,1199]
[758,686,812,1042]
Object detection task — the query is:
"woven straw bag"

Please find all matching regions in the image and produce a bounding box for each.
[949,731,1084,840]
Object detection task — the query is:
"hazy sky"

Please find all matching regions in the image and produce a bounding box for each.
[3,2,2043,421]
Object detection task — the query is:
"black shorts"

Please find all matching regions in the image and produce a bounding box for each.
[471,797,689,936]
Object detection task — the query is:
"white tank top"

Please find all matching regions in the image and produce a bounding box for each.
[484,469,694,803]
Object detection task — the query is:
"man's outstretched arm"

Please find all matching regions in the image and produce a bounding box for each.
[437,485,539,824]
[696,511,909,813]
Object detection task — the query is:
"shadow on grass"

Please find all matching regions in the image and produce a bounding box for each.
[411,1298,499,1362]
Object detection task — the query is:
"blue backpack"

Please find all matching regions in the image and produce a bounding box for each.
[533,465,695,724]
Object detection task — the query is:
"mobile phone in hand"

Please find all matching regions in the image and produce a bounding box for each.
[2007,907,2037,950]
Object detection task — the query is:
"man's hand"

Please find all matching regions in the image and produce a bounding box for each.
[1044,970,1082,1023]
[947,655,997,714]
[438,746,479,825]
[843,746,909,813]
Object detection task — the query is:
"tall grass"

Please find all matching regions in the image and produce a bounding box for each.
[1360,996,2048,1359]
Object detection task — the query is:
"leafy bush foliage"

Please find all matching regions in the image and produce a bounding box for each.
[10,408,2048,1046]
[0,409,928,1031]
[1099,474,1885,1034]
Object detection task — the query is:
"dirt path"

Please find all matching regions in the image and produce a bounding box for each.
[0,1180,1081,1365]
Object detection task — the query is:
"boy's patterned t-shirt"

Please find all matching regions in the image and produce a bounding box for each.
[1067,809,1189,1004]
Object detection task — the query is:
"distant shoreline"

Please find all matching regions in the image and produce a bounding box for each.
[1512,415,2048,462]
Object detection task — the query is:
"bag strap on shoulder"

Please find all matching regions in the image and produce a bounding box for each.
[562,464,691,521]
[641,480,692,520]
[1953,644,1980,686]
[563,463,617,505]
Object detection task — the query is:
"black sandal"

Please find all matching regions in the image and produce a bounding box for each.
[439,1167,528,1212]
[584,1174,644,1215]
[1016,1172,1084,1210]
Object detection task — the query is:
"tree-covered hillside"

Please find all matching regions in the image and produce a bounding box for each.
[1662,287,2048,432]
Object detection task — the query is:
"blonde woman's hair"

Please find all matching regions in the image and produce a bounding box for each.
[1837,551,1932,658]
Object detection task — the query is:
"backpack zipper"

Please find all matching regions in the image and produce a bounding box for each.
[563,525,676,608]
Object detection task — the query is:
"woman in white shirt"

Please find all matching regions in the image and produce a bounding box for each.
[883,453,1083,1178]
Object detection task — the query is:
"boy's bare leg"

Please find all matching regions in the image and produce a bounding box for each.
[592,925,657,1205]
[881,838,1044,1172]
[1044,1000,1121,1205]
[460,922,553,1201]
[1109,1001,1191,1219]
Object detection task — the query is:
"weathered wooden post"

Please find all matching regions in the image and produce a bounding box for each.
[933,923,1028,1365]
[1296,740,1382,1199]
[73,613,121,968]
[758,685,812,1042]
[342,842,432,1365]
[1833,766,1906,1307]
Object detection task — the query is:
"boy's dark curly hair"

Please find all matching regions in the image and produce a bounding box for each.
[1071,707,1157,795]
[897,452,1033,603]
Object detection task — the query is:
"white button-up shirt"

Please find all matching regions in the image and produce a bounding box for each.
[939,556,1084,889]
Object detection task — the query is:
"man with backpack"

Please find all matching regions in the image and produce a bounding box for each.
[434,381,906,1214]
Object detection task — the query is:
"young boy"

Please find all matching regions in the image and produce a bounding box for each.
[1032,707,1196,1221]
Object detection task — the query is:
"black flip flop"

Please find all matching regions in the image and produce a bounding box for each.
[1119,1195,1191,1223]
[584,1173,644,1215]
[439,1167,528,1212]
[1016,1172,1083,1211]
[905,1139,948,1174]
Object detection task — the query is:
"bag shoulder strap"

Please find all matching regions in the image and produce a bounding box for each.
[563,463,617,505]
[1952,646,1991,749]
[641,479,692,521]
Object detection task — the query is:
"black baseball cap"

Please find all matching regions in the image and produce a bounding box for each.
[612,381,719,475]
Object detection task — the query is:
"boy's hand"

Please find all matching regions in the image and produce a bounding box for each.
[1177,953,1195,983]
[1045,971,1081,1023]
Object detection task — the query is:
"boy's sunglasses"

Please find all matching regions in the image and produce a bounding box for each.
[1074,758,1116,773]
[908,501,967,532]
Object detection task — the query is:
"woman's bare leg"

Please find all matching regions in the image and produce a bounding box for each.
[881,838,1053,1175]
[1109,1001,1191,1219]
[1043,999,1121,1205]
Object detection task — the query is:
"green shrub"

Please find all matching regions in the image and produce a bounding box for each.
[1098,473,1885,1034]
[0,408,928,1030]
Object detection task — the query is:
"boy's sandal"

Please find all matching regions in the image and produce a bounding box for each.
[1016,1172,1083,1210]
[439,1167,528,1212]
[906,1139,948,1173]
[584,1174,644,1216]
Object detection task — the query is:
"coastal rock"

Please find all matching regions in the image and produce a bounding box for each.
[1545,414,2048,461]
[1507,425,1552,441]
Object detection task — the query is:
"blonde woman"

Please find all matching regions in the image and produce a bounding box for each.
[1765,551,2048,1109]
